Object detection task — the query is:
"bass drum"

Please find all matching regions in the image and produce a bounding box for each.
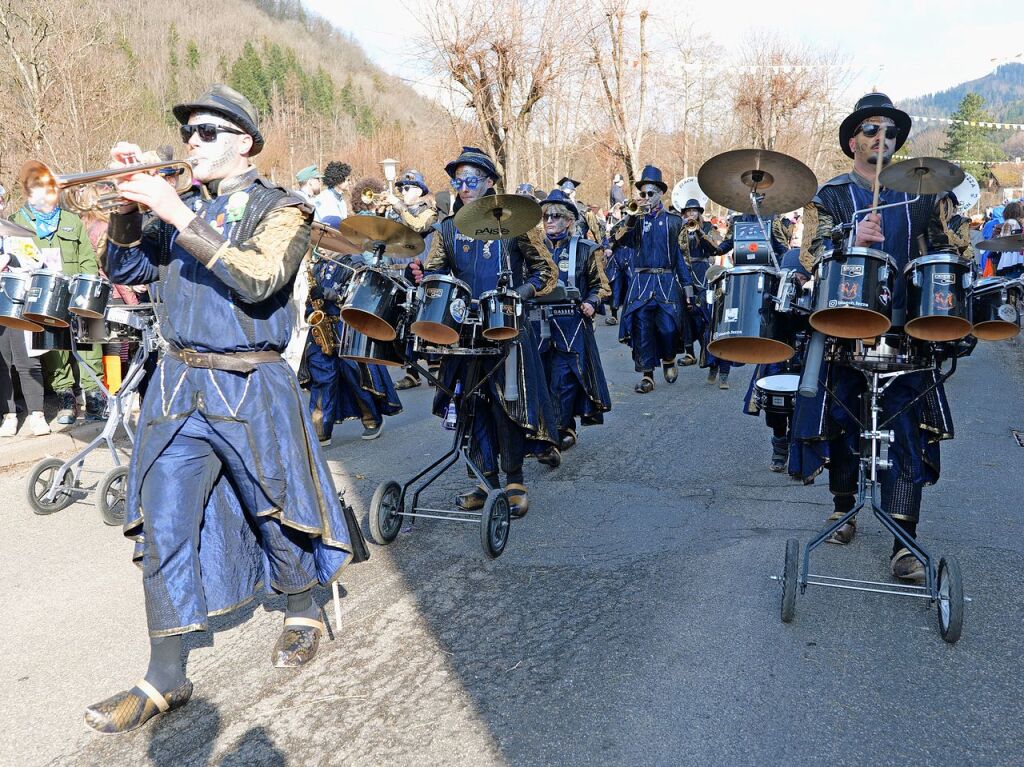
[970,277,1021,341]
[811,247,895,339]
[337,322,404,367]
[0,273,43,332]
[340,267,406,342]
[708,266,794,364]
[903,253,972,341]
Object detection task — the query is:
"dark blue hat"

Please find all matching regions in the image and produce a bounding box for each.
[557,176,581,191]
[516,182,535,197]
[682,198,704,213]
[635,165,667,193]
[540,189,579,219]
[398,168,429,195]
[445,146,500,181]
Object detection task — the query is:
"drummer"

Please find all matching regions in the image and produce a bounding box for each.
[410,146,559,518]
[534,189,611,458]
[793,93,973,582]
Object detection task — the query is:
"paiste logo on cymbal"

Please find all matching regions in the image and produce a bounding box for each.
[473,226,510,237]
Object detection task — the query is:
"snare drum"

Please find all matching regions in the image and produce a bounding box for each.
[811,247,895,339]
[68,273,111,319]
[904,253,972,341]
[73,303,155,345]
[337,322,404,367]
[340,267,406,342]
[480,288,521,341]
[841,333,932,373]
[970,277,1021,341]
[410,274,471,345]
[0,273,43,332]
[708,266,794,364]
[754,374,799,417]
[23,270,72,328]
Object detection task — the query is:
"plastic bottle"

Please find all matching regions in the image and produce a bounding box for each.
[443,381,461,430]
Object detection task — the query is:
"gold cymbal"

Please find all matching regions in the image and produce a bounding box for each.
[310,221,360,255]
[453,194,542,241]
[878,157,965,195]
[0,218,36,238]
[338,215,424,257]
[698,149,817,216]
[976,233,1024,253]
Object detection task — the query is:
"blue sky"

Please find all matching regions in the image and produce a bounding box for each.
[311,0,1021,109]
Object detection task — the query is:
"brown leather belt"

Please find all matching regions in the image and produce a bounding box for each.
[165,346,282,373]
[635,268,671,274]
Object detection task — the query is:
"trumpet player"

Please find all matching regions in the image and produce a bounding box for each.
[87,84,367,734]
[611,165,693,394]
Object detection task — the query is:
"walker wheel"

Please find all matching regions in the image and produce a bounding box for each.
[480,489,510,559]
[781,538,799,623]
[368,480,403,545]
[936,556,964,644]
[97,466,130,526]
[26,458,76,515]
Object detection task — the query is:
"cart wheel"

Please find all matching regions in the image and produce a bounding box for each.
[936,556,964,644]
[480,489,510,559]
[781,538,799,623]
[368,480,403,545]
[26,457,76,515]
[97,466,130,527]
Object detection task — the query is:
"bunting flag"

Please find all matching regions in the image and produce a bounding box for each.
[911,115,1024,130]
[893,155,1023,165]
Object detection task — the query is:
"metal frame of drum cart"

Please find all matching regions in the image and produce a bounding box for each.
[26,306,161,526]
[774,197,971,644]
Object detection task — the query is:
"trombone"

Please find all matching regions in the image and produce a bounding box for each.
[23,157,197,215]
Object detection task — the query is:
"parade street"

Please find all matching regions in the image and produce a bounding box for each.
[3,324,1023,767]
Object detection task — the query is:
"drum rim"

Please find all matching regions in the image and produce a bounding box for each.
[479,287,520,299]
[70,273,111,287]
[724,264,781,277]
[972,277,1017,296]
[28,269,70,283]
[420,273,471,293]
[820,246,896,269]
[903,252,973,273]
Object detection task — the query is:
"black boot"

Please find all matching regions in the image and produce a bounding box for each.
[770,436,788,472]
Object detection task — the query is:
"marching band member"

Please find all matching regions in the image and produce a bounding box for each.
[612,165,693,393]
[89,84,367,733]
[557,177,605,245]
[536,189,611,455]
[411,146,559,518]
[793,93,972,581]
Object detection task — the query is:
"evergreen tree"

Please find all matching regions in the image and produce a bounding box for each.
[186,41,200,71]
[229,42,270,114]
[940,93,1006,164]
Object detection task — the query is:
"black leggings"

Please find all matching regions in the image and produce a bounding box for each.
[0,327,44,413]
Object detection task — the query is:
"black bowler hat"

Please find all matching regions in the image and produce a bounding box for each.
[172,84,265,156]
[838,92,911,159]
[682,198,704,213]
[444,146,500,181]
[634,165,668,193]
[540,189,579,219]
[557,176,581,191]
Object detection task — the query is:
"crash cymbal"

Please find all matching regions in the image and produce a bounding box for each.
[453,194,541,241]
[0,218,36,238]
[698,149,817,216]
[338,215,424,257]
[310,221,360,255]
[878,157,965,195]
[976,233,1024,253]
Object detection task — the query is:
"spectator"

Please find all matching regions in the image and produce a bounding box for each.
[995,201,1024,279]
[294,165,322,204]
[313,161,352,222]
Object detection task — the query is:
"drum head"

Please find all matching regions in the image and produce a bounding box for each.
[339,308,397,342]
[410,320,460,346]
[972,320,1020,341]
[755,374,800,393]
[905,315,972,342]
[0,315,43,332]
[810,307,891,339]
[707,336,794,364]
[482,326,518,341]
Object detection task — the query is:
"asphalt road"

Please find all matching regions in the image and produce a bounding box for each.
[2,322,1022,767]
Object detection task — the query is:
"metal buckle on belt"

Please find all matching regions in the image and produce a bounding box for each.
[180,349,210,368]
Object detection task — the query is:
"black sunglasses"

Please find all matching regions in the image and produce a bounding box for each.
[856,123,899,139]
[542,212,569,221]
[180,123,246,143]
[638,191,659,199]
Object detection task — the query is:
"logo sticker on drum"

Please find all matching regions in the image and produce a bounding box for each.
[998,304,1017,322]
[425,288,442,299]
[934,273,955,286]
[724,308,739,323]
[841,265,864,278]
[839,281,859,300]
[450,298,467,323]
[934,291,955,310]
[878,286,891,306]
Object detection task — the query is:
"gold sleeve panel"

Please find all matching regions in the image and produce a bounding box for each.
[588,244,611,302]
[424,228,450,271]
[517,225,558,296]
[203,206,311,304]
[400,206,438,233]
[932,196,975,260]
[800,204,826,274]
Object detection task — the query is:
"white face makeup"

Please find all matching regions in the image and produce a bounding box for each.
[452,165,492,205]
[542,205,573,238]
[185,112,251,182]
[401,185,423,205]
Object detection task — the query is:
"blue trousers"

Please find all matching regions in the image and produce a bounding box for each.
[633,302,678,372]
[306,346,391,439]
[140,411,319,635]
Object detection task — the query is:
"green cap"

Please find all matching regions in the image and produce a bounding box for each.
[296,165,321,183]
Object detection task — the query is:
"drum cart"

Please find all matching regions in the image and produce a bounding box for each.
[367,328,513,558]
[775,342,967,643]
[26,307,161,526]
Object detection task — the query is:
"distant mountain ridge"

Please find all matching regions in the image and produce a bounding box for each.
[900,63,1024,123]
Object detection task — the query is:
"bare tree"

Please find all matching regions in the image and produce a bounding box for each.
[587,1,649,184]
[0,0,56,154]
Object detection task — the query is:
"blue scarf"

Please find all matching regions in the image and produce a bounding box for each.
[29,205,61,240]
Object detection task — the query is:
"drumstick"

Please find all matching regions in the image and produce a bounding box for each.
[871,127,885,214]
